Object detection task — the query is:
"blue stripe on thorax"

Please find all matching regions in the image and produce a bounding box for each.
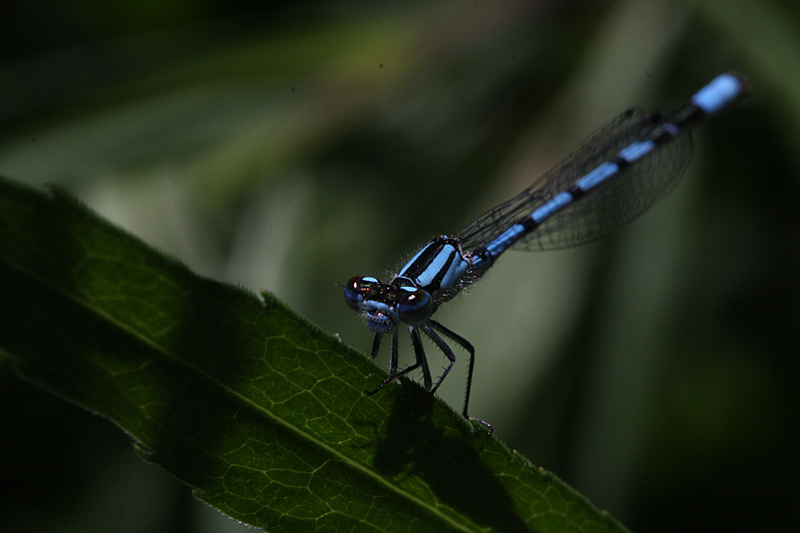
[397,236,470,294]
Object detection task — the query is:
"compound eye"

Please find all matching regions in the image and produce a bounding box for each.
[396,287,433,325]
[344,276,379,311]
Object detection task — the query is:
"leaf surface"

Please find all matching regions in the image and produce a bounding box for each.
[0,176,628,532]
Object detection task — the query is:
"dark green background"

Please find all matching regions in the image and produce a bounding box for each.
[1,0,797,531]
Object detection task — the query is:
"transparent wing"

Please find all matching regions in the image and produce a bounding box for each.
[456,108,693,252]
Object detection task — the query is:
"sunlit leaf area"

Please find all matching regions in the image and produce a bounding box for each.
[1,0,799,531]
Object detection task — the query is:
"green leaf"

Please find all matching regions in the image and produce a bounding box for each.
[0,175,629,533]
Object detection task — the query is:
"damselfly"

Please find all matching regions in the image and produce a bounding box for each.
[344,73,748,424]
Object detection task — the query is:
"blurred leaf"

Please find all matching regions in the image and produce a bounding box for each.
[0,175,628,532]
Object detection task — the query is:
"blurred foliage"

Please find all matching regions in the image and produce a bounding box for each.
[0,0,798,531]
